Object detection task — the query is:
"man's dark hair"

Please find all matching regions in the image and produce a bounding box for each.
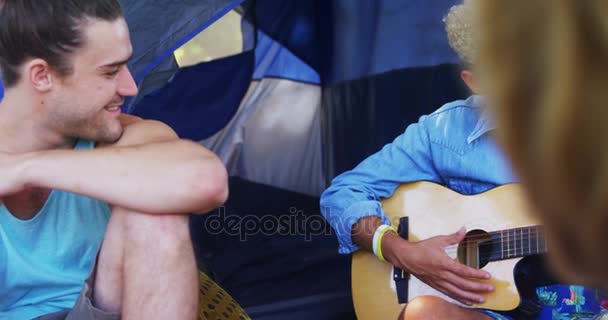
[0,0,123,87]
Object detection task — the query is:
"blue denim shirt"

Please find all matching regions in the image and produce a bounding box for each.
[320,95,515,254]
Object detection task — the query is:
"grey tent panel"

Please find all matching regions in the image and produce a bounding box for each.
[202,78,324,197]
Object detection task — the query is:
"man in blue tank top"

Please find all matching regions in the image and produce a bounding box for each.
[0,1,229,319]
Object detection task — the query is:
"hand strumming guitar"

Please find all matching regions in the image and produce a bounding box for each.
[383,228,494,305]
[353,217,494,306]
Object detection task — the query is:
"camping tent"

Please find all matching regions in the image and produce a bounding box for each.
[0,0,467,318]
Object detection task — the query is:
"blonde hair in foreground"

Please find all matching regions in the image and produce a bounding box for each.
[476,0,608,287]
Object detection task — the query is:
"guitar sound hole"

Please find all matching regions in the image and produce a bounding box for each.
[457,230,492,269]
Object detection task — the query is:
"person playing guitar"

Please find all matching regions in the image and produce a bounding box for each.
[320,1,607,319]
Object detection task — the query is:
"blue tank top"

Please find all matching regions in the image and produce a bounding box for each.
[0,140,111,319]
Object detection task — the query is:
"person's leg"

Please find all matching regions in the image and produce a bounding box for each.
[400,296,493,320]
[93,207,199,319]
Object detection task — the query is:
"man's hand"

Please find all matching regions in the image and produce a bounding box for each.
[383,228,494,305]
[0,151,27,196]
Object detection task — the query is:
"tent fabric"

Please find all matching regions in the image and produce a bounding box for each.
[174,10,248,68]
[252,31,320,84]
[137,16,325,195]
[201,27,324,196]
[322,63,468,180]
[130,9,254,136]
[121,0,246,109]
[249,0,461,85]
[131,52,254,141]
[190,177,355,319]
[318,0,461,84]
[242,0,319,77]
[122,0,245,83]
[202,78,324,196]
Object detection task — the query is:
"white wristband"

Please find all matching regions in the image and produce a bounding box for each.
[372,224,392,259]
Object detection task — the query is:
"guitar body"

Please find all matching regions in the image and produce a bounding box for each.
[352,182,538,320]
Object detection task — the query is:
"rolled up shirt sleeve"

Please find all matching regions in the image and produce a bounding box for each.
[320,115,442,254]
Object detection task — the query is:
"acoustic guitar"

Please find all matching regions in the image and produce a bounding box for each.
[351,182,545,320]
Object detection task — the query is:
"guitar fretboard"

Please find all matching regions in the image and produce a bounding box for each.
[486,226,545,262]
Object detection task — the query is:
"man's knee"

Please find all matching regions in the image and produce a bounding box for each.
[403,296,491,320]
[403,296,446,320]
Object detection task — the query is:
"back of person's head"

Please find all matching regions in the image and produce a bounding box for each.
[444,0,474,67]
[0,0,123,88]
[444,0,480,94]
[475,0,608,287]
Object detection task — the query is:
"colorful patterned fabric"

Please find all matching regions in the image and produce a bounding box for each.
[482,285,608,319]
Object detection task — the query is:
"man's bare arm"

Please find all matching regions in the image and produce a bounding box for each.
[12,117,228,214]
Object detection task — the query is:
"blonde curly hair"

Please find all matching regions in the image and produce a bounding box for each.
[444,0,475,66]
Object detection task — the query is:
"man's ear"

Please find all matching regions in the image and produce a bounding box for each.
[27,59,53,92]
[460,69,479,94]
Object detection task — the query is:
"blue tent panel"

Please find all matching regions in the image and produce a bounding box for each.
[130,0,246,84]
[121,0,247,110]
[132,52,254,140]
[0,77,4,101]
[253,31,320,84]
[319,0,461,84]
[122,0,245,83]
[244,0,319,76]
[252,0,461,84]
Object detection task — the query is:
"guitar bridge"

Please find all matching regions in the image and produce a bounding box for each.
[394,217,410,304]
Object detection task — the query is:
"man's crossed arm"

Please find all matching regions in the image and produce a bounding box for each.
[1,115,228,215]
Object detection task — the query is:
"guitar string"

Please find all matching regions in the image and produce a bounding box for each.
[443,228,542,242]
[442,233,546,248]
[442,235,547,256]
[402,228,544,246]
[442,242,547,256]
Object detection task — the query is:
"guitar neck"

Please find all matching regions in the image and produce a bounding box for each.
[487,226,546,262]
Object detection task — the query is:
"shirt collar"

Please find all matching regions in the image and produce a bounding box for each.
[466,95,497,144]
